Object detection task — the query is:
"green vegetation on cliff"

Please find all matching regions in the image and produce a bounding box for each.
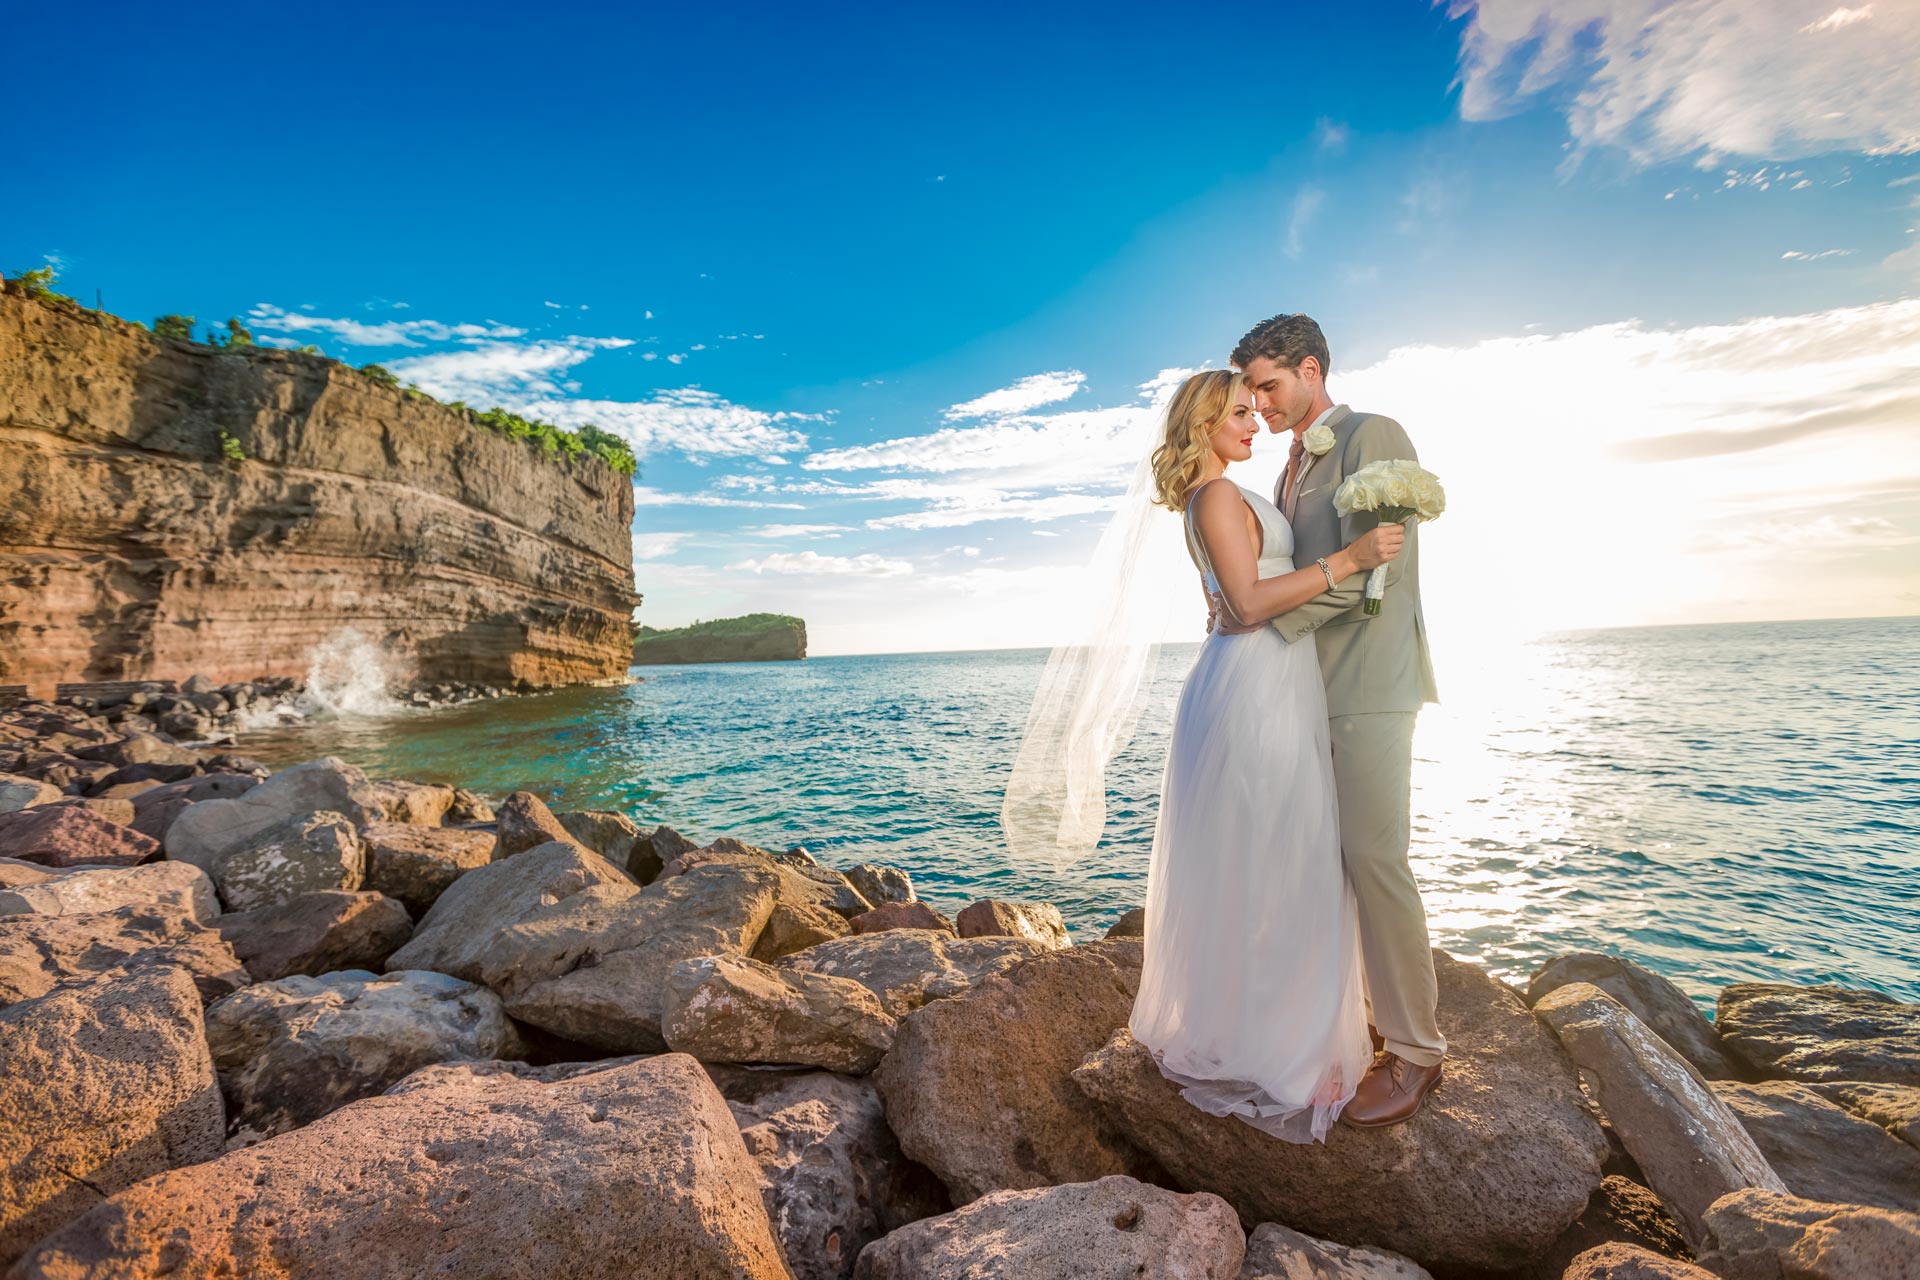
[632,613,808,665]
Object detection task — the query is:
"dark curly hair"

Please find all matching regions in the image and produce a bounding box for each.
[1229,313,1331,378]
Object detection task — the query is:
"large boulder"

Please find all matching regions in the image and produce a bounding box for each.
[0,905,249,1009]
[1535,982,1784,1253]
[162,757,381,869]
[1697,1188,1920,1280]
[205,969,526,1140]
[1527,1177,1694,1280]
[1239,1221,1432,1279]
[9,1054,791,1280]
[69,731,199,769]
[0,966,225,1266]
[360,822,496,916]
[128,772,258,843]
[850,900,953,936]
[1806,1081,1920,1153]
[662,953,896,1074]
[389,844,781,1052]
[844,863,914,907]
[777,930,1051,1018]
[363,779,454,827]
[632,822,697,882]
[1712,1080,1920,1212]
[1105,907,1146,939]
[491,790,581,860]
[215,890,414,981]
[711,1066,948,1280]
[1071,951,1608,1276]
[752,897,852,962]
[0,806,159,868]
[874,938,1159,1203]
[0,860,217,922]
[851,1175,1245,1280]
[557,809,645,873]
[955,898,1072,949]
[1527,953,1739,1080]
[670,845,872,921]
[208,810,365,912]
[0,774,61,814]
[1558,1244,1716,1279]
[1717,983,1920,1085]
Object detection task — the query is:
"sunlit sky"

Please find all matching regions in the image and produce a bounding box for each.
[8,1,1919,654]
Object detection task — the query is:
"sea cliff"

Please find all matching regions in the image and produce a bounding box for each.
[0,290,641,696]
[633,613,807,664]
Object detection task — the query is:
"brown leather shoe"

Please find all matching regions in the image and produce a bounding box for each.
[1341,1053,1442,1128]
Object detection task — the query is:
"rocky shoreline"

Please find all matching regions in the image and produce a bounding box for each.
[1,690,1915,1279]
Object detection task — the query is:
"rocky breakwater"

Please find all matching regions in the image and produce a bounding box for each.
[0,288,641,697]
[3,700,1918,1278]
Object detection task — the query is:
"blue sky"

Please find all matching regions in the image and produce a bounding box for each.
[8,1,1919,652]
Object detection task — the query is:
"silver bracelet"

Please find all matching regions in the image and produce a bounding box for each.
[1316,557,1337,591]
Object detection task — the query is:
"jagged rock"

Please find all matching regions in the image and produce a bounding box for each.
[663,953,896,1073]
[68,731,200,769]
[852,1175,1245,1280]
[216,890,414,981]
[1697,1188,1920,1280]
[1717,983,1920,1085]
[852,899,954,935]
[0,965,225,1267]
[211,810,365,912]
[1105,907,1146,938]
[205,968,526,1139]
[844,863,914,906]
[955,898,1071,949]
[492,790,580,859]
[389,844,780,1052]
[361,822,495,916]
[558,809,645,872]
[0,860,217,921]
[670,845,873,920]
[1528,953,1739,1080]
[1239,1221,1433,1278]
[387,1055,652,1094]
[0,773,59,813]
[1535,982,1784,1253]
[777,931,1053,1018]
[1525,1178,1694,1280]
[0,904,249,1008]
[752,897,853,962]
[0,805,159,868]
[1712,1080,1920,1212]
[1559,1244,1716,1279]
[1072,952,1608,1276]
[710,1066,949,1280]
[9,1054,788,1280]
[363,779,454,826]
[127,772,258,842]
[1806,1081,1920,1153]
[41,797,136,826]
[635,822,697,881]
[875,939,1159,1203]
[89,779,166,802]
[162,757,381,869]
[0,859,55,890]
[445,787,494,825]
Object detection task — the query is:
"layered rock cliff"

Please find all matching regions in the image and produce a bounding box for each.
[0,291,641,696]
[632,614,807,664]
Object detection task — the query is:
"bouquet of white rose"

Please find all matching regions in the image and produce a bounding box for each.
[1332,459,1446,615]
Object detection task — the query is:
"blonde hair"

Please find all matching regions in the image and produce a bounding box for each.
[1150,369,1245,510]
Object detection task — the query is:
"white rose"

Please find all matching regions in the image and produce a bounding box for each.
[1303,423,1336,456]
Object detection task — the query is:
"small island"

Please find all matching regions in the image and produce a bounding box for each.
[632,613,808,665]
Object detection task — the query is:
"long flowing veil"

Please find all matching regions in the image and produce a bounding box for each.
[999,425,1196,871]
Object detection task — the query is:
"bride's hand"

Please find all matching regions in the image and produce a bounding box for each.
[1347,523,1406,570]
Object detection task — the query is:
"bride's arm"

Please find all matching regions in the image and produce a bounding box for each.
[1193,481,1390,627]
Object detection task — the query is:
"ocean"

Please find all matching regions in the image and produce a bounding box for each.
[237,616,1920,1009]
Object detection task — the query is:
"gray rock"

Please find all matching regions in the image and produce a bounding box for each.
[361,821,495,916]
[1104,907,1146,939]
[0,965,225,1266]
[777,930,1052,1018]
[752,897,853,962]
[1239,1221,1433,1279]
[875,939,1158,1203]
[851,899,954,935]
[445,787,494,825]
[492,789,580,859]
[1805,1081,1920,1153]
[1717,983,1920,1085]
[663,953,896,1073]
[1072,951,1608,1276]
[1697,1188,1920,1280]
[363,779,454,826]
[851,1175,1245,1280]
[0,774,61,814]
[387,1055,652,1095]
[1528,953,1739,1080]
[955,898,1072,949]
[844,863,914,906]
[0,860,217,922]
[0,904,249,1009]
[1713,1080,1920,1212]
[670,845,873,920]
[557,809,645,873]
[634,822,697,881]
[216,890,414,981]
[69,731,200,769]
[205,968,526,1140]
[212,810,365,912]
[162,756,381,869]
[1535,982,1785,1253]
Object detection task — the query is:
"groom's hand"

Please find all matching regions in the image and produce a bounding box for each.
[1207,591,1263,636]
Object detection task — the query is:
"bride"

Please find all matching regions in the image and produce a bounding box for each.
[1126,368,1403,1143]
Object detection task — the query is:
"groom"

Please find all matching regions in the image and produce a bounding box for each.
[1217,313,1446,1127]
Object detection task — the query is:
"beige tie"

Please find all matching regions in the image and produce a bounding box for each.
[1281,436,1308,521]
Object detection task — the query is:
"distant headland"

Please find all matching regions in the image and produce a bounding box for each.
[632,614,808,665]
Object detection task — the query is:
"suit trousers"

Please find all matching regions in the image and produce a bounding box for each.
[1330,711,1447,1066]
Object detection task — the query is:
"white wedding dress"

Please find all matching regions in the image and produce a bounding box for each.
[1128,481,1373,1143]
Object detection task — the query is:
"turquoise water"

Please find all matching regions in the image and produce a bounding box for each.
[238,617,1920,1008]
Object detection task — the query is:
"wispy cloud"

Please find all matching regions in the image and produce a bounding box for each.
[246,304,525,347]
[731,551,912,576]
[632,531,693,560]
[634,486,805,510]
[750,523,855,538]
[1781,248,1854,261]
[945,370,1086,419]
[1315,118,1350,154]
[1286,185,1324,258]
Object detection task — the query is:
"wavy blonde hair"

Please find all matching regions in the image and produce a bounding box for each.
[1150,369,1246,510]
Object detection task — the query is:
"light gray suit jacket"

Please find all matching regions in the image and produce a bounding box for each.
[1274,404,1439,718]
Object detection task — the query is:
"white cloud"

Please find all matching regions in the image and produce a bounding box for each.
[1286,186,1324,258]
[631,531,692,560]
[1781,248,1855,260]
[945,370,1086,419]
[1315,118,1350,154]
[864,490,1120,531]
[731,551,912,577]
[633,486,805,510]
[751,523,854,538]
[246,304,526,347]
[1449,0,1920,163]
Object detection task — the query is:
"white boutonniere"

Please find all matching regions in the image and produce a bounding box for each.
[1303,423,1336,456]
